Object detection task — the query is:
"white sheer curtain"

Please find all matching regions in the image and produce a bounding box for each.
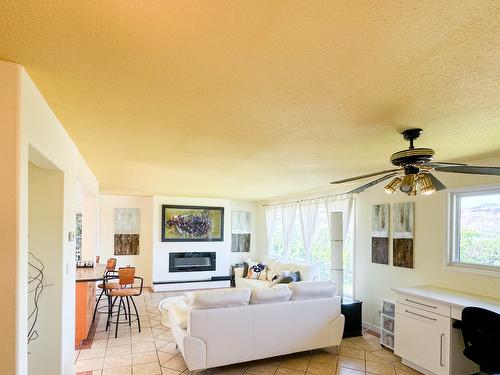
[281,204,297,259]
[265,206,277,254]
[299,201,319,262]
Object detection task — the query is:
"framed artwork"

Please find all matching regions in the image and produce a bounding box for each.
[393,202,415,268]
[232,233,251,252]
[114,208,140,255]
[161,205,224,242]
[372,204,389,265]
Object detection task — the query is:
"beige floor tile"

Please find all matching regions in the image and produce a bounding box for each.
[276,367,306,375]
[280,356,311,371]
[310,352,338,366]
[367,350,400,364]
[365,360,396,375]
[75,358,105,372]
[211,363,248,374]
[336,367,365,375]
[160,367,183,375]
[392,362,423,375]
[339,346,365,360]
[103,353,132,369]
[162,353,188,372]
[91,338,108,349]
[78,348,107,360]
[245,361,279,375]
[106,344,131,356]
[306,360,336,375]
[106,336,131,347]
[158,351,177,365]
[338,356,365,372]
[101,365,131,375]
[132,350,159,365]
[132,341,157,353]
[133,361,162,375]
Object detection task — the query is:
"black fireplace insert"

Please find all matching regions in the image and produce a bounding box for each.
[168,252,216,272]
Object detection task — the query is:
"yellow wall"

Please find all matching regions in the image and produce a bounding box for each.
[354,160,500,328]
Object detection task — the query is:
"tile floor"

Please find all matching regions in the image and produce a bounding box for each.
[75,290,423,375]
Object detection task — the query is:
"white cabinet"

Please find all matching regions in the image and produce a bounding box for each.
[395,303,450,375]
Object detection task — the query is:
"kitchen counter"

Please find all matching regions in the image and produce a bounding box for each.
[76,264,106,282]
[75,263,107,346]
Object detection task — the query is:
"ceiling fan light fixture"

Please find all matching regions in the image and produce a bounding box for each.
[419,173,436,195]
[384,177,402,194]
[399,174,416,193]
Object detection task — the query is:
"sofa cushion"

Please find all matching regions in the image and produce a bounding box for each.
[170,299,189,329]
[250,285,292,304]
[186,287,251,309]
[288,281,336,300]
[235,277,271,290]
[264,256,279,281]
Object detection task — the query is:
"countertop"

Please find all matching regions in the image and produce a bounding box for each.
[393,285,500,315]
[75,264,107,282]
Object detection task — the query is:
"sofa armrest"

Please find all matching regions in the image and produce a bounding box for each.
[328,314,345,347]
[183,335,207,371]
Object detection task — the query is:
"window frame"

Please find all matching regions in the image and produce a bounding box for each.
[447,185,500,276]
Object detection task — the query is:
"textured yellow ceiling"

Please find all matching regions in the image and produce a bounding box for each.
[1,1,500,200]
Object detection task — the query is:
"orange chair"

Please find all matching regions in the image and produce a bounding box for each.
[92,258,118,323]
[104,267,144,338]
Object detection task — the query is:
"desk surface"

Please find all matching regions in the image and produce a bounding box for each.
[75,264,107,282]
[393,285,500,315]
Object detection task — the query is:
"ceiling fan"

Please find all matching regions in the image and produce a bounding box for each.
[330,128,500,196]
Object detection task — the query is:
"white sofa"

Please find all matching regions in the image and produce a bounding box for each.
[235,256,320,290]
[168,282,345,371]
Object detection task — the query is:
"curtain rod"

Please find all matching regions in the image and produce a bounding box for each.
[262,193,354,208]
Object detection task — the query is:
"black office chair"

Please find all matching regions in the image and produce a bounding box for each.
[455,307,500,375]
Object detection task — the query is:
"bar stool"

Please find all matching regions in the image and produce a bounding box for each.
[92,258,119,323]
[104,267,144,338]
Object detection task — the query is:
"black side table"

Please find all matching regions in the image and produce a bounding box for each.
[341,297,363,338]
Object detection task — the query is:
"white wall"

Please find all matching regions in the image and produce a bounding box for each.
[0,62,99,375]
[28,163,64,375]
[354,159,500,329]
[97,195,154,286]
[152,196,232,283]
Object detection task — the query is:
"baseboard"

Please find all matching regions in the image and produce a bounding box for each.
[362,321,381,337]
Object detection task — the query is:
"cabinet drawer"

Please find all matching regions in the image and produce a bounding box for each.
[396,303,450,329]
[397,294,450,317]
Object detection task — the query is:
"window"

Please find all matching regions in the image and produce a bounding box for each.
[449,189,500,272]
[271,209,284,258]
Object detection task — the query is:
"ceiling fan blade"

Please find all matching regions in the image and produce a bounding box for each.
[346,172,399,194]
[427,173,446,191]
[331,168,401,184]
[433,165,500,176]
[425,161,467,168]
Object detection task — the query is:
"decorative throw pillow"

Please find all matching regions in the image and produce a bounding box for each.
[278,271,301,284]
[271,270,291,285]
[243,262,256,278]
[247,262,266,279]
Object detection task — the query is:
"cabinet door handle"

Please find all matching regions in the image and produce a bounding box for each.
[440,333,445,366]
[405,298,437,309]
[404,309,437,321]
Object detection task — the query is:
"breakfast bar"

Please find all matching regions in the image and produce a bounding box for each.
[75,264,106,346]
